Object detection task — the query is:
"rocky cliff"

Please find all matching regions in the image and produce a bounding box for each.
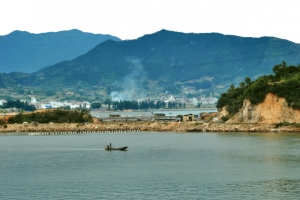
[226,93,300,124]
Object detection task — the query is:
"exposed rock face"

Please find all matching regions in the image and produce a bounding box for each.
[227,93,300,124]
[215,106,229,120]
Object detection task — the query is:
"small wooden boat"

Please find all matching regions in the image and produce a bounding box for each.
[105,146,128,151]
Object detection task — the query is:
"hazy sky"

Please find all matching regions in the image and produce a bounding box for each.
[1,0,299,43]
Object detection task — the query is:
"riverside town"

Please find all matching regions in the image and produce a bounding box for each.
[0,95,218,112]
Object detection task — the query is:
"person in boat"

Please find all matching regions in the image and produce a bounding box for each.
[107,145,109,149]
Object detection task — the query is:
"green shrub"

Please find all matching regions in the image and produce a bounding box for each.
[221,116,229,122]
[8,109,93,124]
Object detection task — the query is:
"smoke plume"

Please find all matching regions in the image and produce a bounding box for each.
[110,58,147,101]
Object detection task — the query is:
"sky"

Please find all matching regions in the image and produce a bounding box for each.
[1,0,300,43]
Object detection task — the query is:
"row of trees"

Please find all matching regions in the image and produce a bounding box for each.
[100,99,186,110]
[217,62,300,118]
[1,100,36,111]
[1,98,186,113]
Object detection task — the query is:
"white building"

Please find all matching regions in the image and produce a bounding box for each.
[69,102,91,109]
[31,97,37,104]
[191,97,198,105]
[164,95,176,103]
[40,103,52,109]
[199,97,218,104]
[0,99,6,106]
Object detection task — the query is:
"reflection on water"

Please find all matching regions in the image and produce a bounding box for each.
[0,132,300,199]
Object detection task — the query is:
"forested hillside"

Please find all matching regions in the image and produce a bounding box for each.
[217,62,300,118]
[26,30,300,92]
[1,30,300,101]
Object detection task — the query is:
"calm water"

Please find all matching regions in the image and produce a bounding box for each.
[1,132,300,199]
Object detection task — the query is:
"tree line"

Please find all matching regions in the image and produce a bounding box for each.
[95,99,186,110]
[1,100,36,111]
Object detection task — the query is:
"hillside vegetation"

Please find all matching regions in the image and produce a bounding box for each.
[1,100,36,111]
[7,109,93,124]
[28,30,300,90]
[1,30,300,101]
[217,62,300,118]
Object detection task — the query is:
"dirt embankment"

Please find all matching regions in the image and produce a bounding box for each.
[227,93,300,124]
[1,121,299,133]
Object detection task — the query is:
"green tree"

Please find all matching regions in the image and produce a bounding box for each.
[91,102,101,109]
[2,100,36,111]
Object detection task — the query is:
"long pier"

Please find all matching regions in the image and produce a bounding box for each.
[28,129,141,135]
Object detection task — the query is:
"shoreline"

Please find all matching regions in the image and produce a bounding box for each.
[91,108,217,111]
[1,121,300,133]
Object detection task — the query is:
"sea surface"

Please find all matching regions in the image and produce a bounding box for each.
[1,131,300,199]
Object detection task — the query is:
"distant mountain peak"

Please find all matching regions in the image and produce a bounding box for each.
[0,29,121,73]
[7,30,31,36]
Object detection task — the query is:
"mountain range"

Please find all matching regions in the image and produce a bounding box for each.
[0,29,121,73]
[1,29,300,101]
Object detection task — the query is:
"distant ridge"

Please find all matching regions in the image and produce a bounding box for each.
[27,30,300,87]
[0,29,121,73]
[1,29,300,101]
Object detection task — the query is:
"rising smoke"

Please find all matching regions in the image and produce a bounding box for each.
[110,58,147,101]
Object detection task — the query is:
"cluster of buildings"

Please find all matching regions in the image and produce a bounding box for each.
[29,97,91,110]
[0,98,91,110]
[1,94,217,111]
[138,94,218,107]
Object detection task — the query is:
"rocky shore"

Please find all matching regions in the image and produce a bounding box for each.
[1,121,300,133]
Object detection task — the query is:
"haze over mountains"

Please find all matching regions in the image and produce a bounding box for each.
[0,29,121,73]
[1,29,300,101]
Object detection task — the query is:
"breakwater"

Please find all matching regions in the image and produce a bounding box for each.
[28,129,141,136]
[1,121,300,134]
